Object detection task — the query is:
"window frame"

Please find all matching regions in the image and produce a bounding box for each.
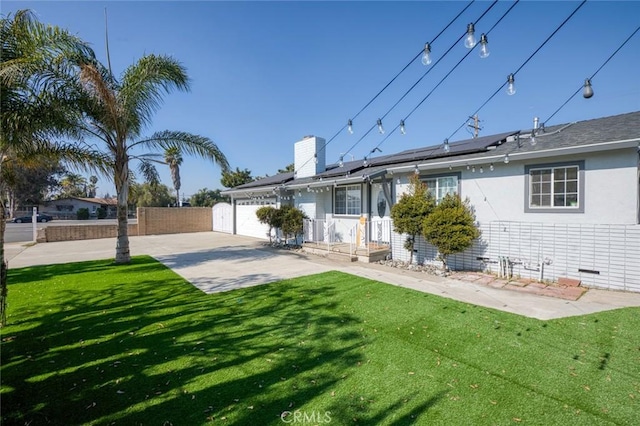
[421,172,461,203]
[333,184,362,216]
[524,160,585,213]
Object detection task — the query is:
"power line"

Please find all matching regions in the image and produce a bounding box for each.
[447,0,587,141]
[543,25,640,125]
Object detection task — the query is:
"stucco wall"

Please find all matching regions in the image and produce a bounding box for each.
[395,148,637,225]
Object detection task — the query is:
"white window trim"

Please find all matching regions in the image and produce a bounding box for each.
[334,184,362,216]
[524,161,585,213]
[421,172,461,203]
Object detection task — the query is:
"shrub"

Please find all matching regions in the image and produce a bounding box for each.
[422,194,480,272]
[255,206,282,242]
[76,208,90,220]
[280,205,307,245]
[96,207,107,219]
[390,175,435,264]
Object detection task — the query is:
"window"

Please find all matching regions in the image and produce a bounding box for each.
[525,161,584,213]
[334,185,361,215]
[423,174,459,202]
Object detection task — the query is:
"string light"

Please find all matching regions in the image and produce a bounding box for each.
[422,42,432,65]
[478,33,490,58]
[582,78,594,98]
[464,23,477,48]
[377,118,385,134]
[443,138,450,153]
[506,73,516,95]
[414,165,420,175]
[347,119,353,134]
[530,130,537,146]
[489,163,494,172]
[400,120,406,135]
[504,154,510,164]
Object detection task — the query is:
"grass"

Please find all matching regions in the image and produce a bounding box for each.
[1,256,639,425]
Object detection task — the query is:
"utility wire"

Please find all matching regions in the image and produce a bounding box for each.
[342,0,500,161]
[365,0,517,156]
[447,0,587,140]
[292,1,475,175]
[543,25,640,125]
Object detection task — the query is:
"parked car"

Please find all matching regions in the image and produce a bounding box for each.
[12,214,53,223]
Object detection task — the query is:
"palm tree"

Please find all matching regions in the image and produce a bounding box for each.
[68,54,229,263]
[164,147,183,206]
[0,10,106,325]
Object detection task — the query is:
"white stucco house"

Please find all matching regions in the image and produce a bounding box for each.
[221,111,640,292]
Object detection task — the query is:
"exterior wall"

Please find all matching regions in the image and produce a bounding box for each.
[39,223,138,242]
[390,148,640,291]
[44,199,117,219]
[461,149,637,224]
[294,136,326,178]
[390,222,640,292]
[137,207,213,236]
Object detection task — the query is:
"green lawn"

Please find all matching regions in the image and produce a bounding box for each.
[1,256,639,425]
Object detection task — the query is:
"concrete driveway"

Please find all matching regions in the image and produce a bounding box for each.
[6,232,334,294]
[6,231,640,320]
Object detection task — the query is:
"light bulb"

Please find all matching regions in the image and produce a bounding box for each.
[464,23,477,49]
[489,163,494,172]
[506,73,516,96]
[338,156,344,167]
[421,42,432,66]
[400,119,406,135]
[478,33,490,58]
[443,138,450,153]
[377,118,385,134]
[472,166,476,173]
[363,158,368,167]
[530,130,537,146]
[504,154,510,164]
[480,166,484,174]
[583,78,594,99]
[414,165,420,175]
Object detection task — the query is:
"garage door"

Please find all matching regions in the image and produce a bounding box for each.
[212,202,233,233]
[236,200,275,240]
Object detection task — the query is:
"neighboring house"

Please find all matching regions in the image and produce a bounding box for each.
[222,111,640,292]
[44,197,118,219]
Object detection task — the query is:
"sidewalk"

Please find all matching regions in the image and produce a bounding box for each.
[6,232,640,320]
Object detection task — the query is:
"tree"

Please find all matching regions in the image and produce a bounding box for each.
[277,163,294,174]
[2,159,65,216]
[66,50,229,264]
[129,182,174,207]
[164,146,182,206]
[58,172,87,198]
[1,9,105,326]
[87,175,98,197]
[190,188,228,207]
[422,193,481,272]
[221,167,253,188]
[390,175,436,265]
[280,205,307,245]
[255,206,283,243]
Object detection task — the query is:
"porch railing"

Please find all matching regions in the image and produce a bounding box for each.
[303,218,392,256]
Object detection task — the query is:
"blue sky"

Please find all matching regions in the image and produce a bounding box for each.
[3,1,639,199]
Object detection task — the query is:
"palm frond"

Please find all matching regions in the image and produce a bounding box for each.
[131,130,230,171]
[137,159,160,187]
[118,54,190,135]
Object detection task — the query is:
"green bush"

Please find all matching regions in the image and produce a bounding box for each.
[255,206,282,242]
[96,207,107,219]
[422,194,480,272]
[76,208,90,220]
[280,205,307,245]
[390,175,435,264]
